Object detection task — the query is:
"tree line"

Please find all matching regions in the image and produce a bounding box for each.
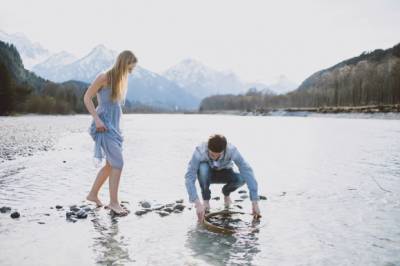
[200,43,400,112]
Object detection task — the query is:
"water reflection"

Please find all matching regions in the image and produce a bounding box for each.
[185,224,261,266]
[90,211,134,265]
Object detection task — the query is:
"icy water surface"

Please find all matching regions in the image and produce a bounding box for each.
[0,114,399,266]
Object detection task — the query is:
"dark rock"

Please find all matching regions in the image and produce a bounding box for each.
[11,211,20,218]
[70,206,80,212]
[156,211,169,217]
[140,201,151,209]
[173,204,185,211]
[234,199,244,202]
[175,199,184,203]
[212,196,220,200]
[121,200,130,204]
[43,213,50,216]
[84,207,91,212]
[164,207,174,213]
[67,218,77,223]
[279,192,286,197]
[0,206,11,213]
[38,221,45,224]
[240,195,249,199]
[63,161,66,163]
[134,210,148,216]
[76,210,88,219]
[55,205,63,209]
[173,209,182,213]
[259,195,267,200]
[234,205,243,209]
[152,204,165,211]
[238,190,247,194]
[66,211,74,218]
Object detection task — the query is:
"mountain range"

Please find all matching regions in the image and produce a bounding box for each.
[0,30,298,109]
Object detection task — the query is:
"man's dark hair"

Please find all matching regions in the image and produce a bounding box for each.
[208,134,227,153]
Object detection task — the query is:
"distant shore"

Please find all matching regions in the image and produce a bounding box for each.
[197,104,400,116]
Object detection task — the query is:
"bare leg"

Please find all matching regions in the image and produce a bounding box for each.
[224,196,232,208]
[86,161,111,206]
[106,167,127,215]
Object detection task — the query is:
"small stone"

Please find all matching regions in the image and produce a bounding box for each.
[38,221,45,224]
[259,195,267,200]
[279,192,286,197]
[67,218,77,223]
[234,199,244,202]
[234,205,243,209]
[84,207,91,212]
[43,213,50,216]
[156,211,169,217]
[55,205,63,209]
[152,204,165,211]
[0,206,11,213]
[238,190,247,194]
[76,210,87,219]
[175,199,184,203]
[70,206,80,212]
[240,195,249,199]
[63,161,66,163]
[66,211,74,218]
[11,211,20,219]
[164,207,174,213]
[212,196,220,200]
[121,200,130,204]
[140,201,151,209]
[173,204,185,211]
[134,210,148,216]
[173,209,182,213]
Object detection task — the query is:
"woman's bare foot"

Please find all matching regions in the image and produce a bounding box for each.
[224,196,232,208]
[86,194,103,207]
[105,202,128,216]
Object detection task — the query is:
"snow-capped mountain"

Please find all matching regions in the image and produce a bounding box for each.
[31,44,199,109]
[37,44,118,83]
[163,58,247,98]
[32,51,78,80]
[128,66,199,109]
[0,30,50,69]
[268,75,298,94]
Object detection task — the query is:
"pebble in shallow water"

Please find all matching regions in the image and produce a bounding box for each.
[0,206,11,213]
[10,211,20,219]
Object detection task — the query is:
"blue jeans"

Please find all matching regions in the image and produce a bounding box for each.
[197,162,245,201]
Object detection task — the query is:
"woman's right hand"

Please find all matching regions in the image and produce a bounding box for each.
[95,118,108,132]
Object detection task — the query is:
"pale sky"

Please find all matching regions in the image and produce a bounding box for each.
[1,0,399,84]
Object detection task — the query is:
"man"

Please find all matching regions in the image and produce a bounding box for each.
[185,134,261,221]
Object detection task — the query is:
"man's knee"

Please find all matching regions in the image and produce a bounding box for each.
[232,173,245,187]
[198,163,211,188]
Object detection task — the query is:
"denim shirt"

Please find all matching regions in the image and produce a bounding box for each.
[185,142,259,202]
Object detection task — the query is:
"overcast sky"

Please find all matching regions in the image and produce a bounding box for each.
[1,0,399,84]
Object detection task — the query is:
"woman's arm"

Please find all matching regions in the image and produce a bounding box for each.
[83,73,108,132]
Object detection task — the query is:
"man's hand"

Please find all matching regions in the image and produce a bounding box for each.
[252,201,261,219]
[195,200,205,222]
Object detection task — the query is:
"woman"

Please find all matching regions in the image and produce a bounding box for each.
[83,50,137,215]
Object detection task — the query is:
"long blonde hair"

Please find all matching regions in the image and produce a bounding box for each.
[106,50,137,102]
